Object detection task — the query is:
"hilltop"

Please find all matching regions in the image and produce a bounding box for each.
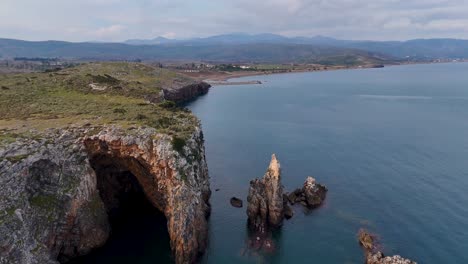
[0,38,394,65]
[0,62,204,142]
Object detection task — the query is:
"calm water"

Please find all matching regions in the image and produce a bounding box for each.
[188,63,468,264]
[76,63,468,264]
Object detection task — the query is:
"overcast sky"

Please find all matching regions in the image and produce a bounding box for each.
[1,0,468,42]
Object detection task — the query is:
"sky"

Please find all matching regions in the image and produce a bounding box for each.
[1,0,468,42]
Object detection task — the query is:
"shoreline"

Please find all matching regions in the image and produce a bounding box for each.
[199,61,468,85]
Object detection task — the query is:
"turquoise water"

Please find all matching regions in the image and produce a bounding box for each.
[187,63,468,264]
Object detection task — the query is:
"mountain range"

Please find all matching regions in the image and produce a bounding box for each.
[1,33,468,64]
[124,33,468,59]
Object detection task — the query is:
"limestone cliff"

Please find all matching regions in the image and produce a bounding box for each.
[246,154,284,232]
[0,126,210,264]
[163,82,211,104]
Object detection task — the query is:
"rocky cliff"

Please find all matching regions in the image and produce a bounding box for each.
[163,82,211,104]
[0,125,211,264]
[246,154,285,233]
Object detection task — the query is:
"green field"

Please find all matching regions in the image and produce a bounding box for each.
[0,62,198,141]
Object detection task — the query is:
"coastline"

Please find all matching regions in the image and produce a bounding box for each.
[199,61,468,85]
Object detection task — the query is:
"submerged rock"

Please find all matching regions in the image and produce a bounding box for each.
[0,126,211,264]
[247,154,285,232]
[358,229,417,264]
[230,197,243,208]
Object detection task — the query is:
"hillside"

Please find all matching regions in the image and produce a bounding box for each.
[124,33,468,60]
[0,62,212,263]
[0,62,200,141]
[0,38,394,65]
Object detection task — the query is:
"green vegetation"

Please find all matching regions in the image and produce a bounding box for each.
[6,154,29,163]
[171,137,186,153]
[0,62,199,140]
[29,195,58,211]
[159,100,176,109]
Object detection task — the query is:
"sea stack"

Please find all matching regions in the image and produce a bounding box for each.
[287,176,327,208]
[247,154,285,232]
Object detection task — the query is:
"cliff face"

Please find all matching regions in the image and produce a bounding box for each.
[163,82,211,104]
[247,154,284,232]
[0,126,210,264]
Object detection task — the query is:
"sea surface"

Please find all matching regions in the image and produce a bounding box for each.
[76,63,468,263]
[189,63,468,264]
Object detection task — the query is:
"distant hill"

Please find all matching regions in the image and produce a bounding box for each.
[3,34,467,64]
[124,36,177,45]
[0,38,393,65]
[124,33,468,59]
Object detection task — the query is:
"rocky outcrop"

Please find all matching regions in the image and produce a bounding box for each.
[247,154,285,233]
[358,229,417,264]
[287,177,327,208]
[230,197,243,208]
[163,82,211,104]
[0,126,211,264]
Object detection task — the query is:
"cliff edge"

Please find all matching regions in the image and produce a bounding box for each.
[0,62,211,264]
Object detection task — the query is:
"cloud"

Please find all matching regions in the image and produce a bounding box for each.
[1,0,468,41]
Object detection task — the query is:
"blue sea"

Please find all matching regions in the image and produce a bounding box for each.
[74,63,468,263]
[188,63,468,264]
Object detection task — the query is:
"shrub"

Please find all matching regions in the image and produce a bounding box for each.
[172,137,186,153]
[159,100,176,109]
[136,114,147,120]
[113,108,127,114]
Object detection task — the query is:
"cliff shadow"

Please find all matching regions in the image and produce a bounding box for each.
[64,154,173,263]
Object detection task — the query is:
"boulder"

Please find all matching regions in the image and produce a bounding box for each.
[285,177,327,209]
[230,197,243,208]
[302,177,327,208]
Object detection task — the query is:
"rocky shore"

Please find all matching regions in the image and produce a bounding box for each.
[358,229,417,264]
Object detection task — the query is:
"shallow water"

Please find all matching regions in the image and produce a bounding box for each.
[187,63,468,264]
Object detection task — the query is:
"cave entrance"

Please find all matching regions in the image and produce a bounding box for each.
[66,154,173,264]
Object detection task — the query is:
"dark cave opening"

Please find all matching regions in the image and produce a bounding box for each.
[66,155,173,264]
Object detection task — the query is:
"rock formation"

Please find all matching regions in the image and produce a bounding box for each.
[0,126,211,264]
[358,229,417,264]
[230,197,243,208]
[163,82,211,104]
[287,177,327,208]
[247,154,285,232]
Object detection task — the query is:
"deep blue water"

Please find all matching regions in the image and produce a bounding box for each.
[186,63,468,264]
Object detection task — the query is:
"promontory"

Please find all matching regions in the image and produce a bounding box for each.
[0,62,211,263]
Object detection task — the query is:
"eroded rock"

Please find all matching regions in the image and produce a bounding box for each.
[0,126,211,264]
[247,154,285,232]
[358,229,417,264]
[163,82,211,104]
[287,177,327,208]
[230,197,243,208]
